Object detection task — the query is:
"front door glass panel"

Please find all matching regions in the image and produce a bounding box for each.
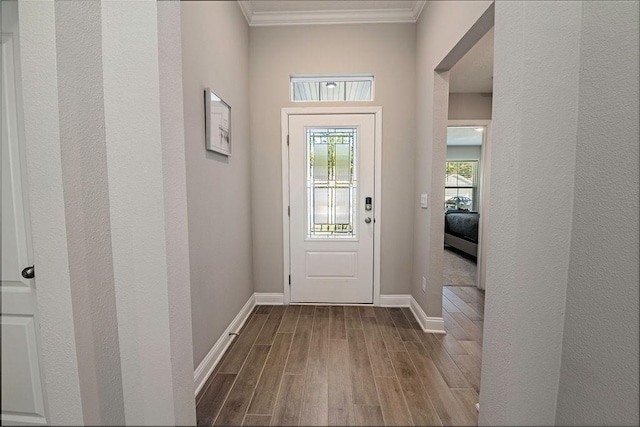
[306,127,357,238]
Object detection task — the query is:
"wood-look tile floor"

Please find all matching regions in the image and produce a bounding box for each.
[196,286,484,426]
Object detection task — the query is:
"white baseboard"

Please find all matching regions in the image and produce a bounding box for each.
[254,293,284,305]
[379,294,411,307]
[410,296,445,334]
[193,294,256,395]
[379,294,444,333]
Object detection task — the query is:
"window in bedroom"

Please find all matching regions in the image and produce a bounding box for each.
[291,74,374,102]
[445,161,478,211]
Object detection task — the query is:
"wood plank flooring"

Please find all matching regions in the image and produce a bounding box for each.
[196,286,484,426]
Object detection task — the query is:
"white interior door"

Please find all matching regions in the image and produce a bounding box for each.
[288,114,375,303]
[1,34,47,426]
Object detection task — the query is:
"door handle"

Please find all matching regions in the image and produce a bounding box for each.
[21,266,35,279]
[364,217,372,224]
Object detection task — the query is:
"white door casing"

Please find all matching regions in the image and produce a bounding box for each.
[283,109,382,304]
[1,33,47,426]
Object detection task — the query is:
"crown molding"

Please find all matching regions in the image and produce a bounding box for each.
[237,1,253,24]
[412,1,427,22]
[238,1,427,27]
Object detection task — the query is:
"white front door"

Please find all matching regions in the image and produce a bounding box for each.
[288,114,376,303]
[1,34,48,426]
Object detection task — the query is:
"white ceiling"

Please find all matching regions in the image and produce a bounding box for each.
[238,1,426,26]
[449,28,494,94]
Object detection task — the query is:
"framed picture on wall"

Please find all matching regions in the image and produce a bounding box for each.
[204,88,231,156]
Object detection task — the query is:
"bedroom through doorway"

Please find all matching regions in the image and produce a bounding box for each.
[444,128,483,288]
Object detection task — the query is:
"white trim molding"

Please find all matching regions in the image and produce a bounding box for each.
[281,111,291,304]
[410,297,445,334]
[237,1,253,24]
[380,295,445,333]
[254,293,285,305]
[238,1,426,27]
[193,294,255,395]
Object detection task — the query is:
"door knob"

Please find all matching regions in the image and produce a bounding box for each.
[21,266,35,279]
[364,217,372,224]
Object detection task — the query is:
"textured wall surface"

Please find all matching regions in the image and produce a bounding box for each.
[157,2,197,424]
[414,0,493,317]
[478,1,640,425]
[480,2,582,424]
[180,2,254,368]
[250,23,416,295]
[555,2,639,425]
[102,1,176,423]
[54,1,124,424]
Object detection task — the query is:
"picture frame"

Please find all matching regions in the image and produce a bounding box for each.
[204,88,231,156]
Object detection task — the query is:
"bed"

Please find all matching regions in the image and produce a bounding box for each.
[444,210,479,258]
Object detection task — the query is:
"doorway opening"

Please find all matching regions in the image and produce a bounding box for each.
[431,4,495,412]
[444,127,482,288]
[444,26,494,293]
[444,120,491,290]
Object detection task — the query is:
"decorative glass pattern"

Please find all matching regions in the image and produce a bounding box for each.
[307,128,357,238]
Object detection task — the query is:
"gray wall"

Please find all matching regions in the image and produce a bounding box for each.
[249,24,416,295]
[448,93,492,120]
[181,1,254,368]
[447,145,481,162]
[480,1,639,425]
[555,1,639,425]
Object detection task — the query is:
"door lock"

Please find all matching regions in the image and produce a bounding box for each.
[364,217,372,224]
[21,266,35,279]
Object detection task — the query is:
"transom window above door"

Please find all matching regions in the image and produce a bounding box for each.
[291,74,374,102]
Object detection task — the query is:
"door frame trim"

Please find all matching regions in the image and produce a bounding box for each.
[281,107,383,305]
